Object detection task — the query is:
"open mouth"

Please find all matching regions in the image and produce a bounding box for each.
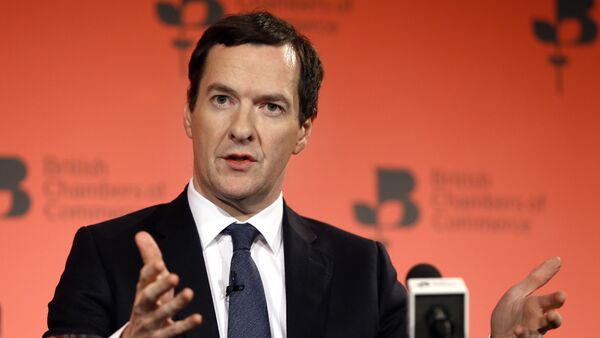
[223,154,256,170]
[225,154,256,162]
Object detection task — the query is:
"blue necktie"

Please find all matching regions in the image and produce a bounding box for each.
[226,223,271,338]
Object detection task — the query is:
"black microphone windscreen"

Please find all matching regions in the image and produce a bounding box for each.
[405,263,442,286]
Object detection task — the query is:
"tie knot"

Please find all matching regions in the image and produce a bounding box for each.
[226,223,260,251]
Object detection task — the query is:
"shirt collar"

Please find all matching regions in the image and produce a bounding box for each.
[187,179,283,254]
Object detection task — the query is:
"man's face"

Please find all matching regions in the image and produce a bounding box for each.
[184,43,312,214]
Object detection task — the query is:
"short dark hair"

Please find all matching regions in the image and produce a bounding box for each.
[187,11,323,124]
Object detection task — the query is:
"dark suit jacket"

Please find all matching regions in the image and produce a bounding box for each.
[45,189,407,338]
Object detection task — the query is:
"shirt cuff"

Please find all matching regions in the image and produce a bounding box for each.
[109,322,128,338]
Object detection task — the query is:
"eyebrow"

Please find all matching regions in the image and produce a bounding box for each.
[256,93,291,110]
[206,82,292,110]
[206,83,238,96]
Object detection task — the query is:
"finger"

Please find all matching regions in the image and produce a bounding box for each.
[514,325,537,338]
[514,325,525,337]
[154,313,203,338]
[516,256,561,296]
[538,310,562,334]
[138,260,169,289]
[135,231,164,264]
[137,273,179,312]
[152,288,195,323]
[514,325,543,338]
[536,291,567,311]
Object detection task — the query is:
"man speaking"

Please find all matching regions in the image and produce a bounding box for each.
[44,11,565,338]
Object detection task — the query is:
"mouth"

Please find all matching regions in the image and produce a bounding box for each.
[222,153,257,170]
[225,153,256,162]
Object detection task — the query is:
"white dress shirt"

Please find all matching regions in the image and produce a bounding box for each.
[187,181,287,338]
[110,181,286,338]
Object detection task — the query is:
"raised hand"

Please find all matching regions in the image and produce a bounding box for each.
[491,257,566,338]
[122,231,202,338]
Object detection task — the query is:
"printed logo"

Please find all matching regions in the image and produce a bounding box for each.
[0,157,30,217]
[533,0,597,93]
[354,168,419,228]
[156,0,224,72]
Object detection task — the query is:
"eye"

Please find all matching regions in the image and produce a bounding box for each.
[211,95,233,109]
[261,102,284,116]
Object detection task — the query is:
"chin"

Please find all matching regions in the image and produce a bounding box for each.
[217,183,261,202]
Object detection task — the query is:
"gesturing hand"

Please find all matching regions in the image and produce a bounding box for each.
[491,257,566,338]
[122,231,203,338]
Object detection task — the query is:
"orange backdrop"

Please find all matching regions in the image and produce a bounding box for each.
[1,0,599,337]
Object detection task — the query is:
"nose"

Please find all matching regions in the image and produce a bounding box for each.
[228,104,255,144]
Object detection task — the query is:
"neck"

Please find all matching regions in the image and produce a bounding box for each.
[191,178,279,222]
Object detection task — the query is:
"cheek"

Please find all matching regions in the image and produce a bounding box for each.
[190,127,213,161]
[194,116,224,147]
[267,129,301,158]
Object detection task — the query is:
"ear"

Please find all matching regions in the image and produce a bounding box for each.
[183,105,193,138]
[293,118,313,155]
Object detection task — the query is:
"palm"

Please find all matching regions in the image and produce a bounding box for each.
[490,257,566,338]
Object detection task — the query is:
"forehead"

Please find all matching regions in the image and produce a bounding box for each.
[200,43,300,102]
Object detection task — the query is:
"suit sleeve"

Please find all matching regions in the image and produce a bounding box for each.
[44,226,113,337]
[376,241,408,338]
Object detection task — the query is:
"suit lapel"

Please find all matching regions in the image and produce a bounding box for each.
[146,193,333,338]
[151,189,219,338]
[284,204,333,338]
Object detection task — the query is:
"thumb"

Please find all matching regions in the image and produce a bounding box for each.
[135,231,164,264]
[516,257,561,296]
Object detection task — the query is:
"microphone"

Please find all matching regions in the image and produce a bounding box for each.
[406,263,469,338]
[406,263,442,284]
[226,271,245,297]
